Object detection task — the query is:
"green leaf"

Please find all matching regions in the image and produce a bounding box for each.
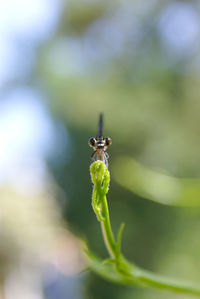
[116,223,125,257]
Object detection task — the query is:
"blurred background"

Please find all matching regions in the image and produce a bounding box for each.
[1,0,200,298]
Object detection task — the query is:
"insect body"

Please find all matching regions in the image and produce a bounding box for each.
[88,114,112,168]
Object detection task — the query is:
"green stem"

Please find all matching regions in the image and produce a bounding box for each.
[136,269,200,296]
[89,161,200,296]
[101,195,116,258]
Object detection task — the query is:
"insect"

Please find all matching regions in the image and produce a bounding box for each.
[88,113,112,168]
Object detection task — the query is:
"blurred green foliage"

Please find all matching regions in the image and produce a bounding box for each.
[35,0,200,298]
[113,156,200,206]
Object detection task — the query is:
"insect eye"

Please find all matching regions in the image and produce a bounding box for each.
[88,137,96,147]
[105,137,112,146]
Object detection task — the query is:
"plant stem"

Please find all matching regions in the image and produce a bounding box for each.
[89,161,200,296]
[136,269,200,296]
[100,195,116,258]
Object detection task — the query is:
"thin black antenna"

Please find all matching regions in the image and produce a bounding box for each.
[97,113,103,138]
